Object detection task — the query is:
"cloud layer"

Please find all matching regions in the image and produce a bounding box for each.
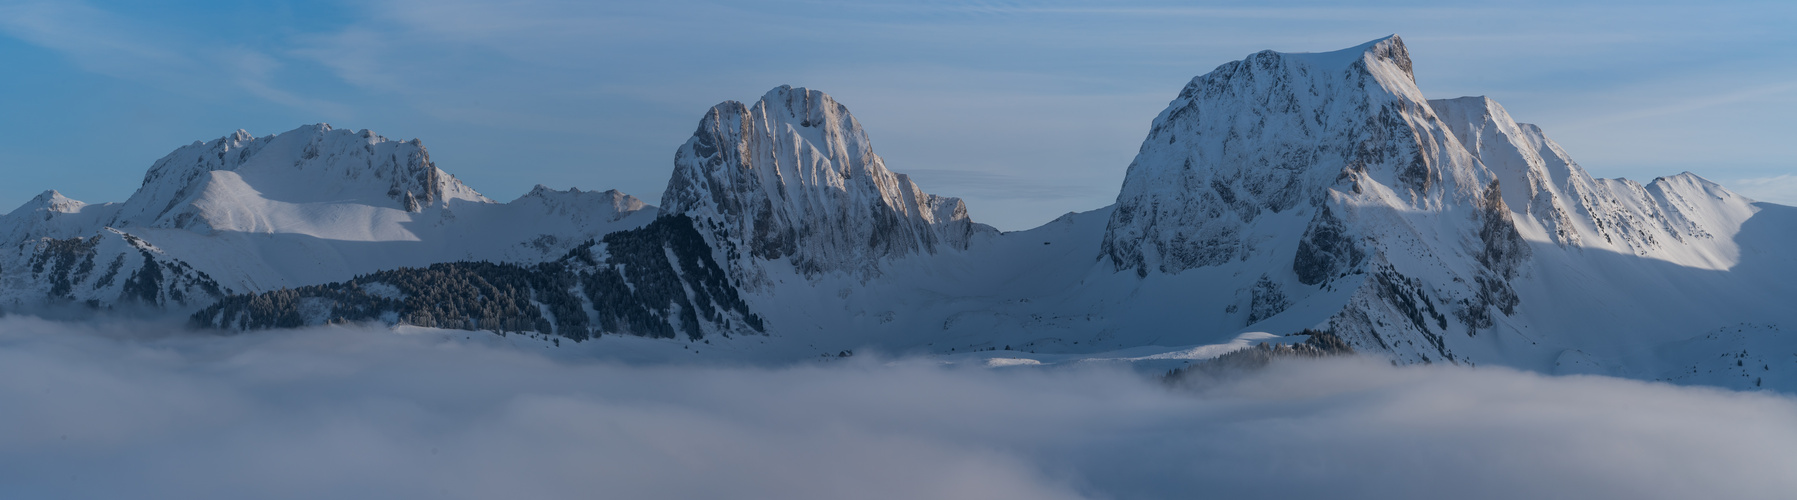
[2,315,1795,499]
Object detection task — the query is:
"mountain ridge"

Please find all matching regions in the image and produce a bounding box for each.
[4,37,1793,392]
[1,125,657,310]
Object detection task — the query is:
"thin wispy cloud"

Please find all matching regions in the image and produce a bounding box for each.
[903,168,1095,202]
[0,1,187,76]
[930,5,1482,19]
[0,0,350,117]
[1726,174,1797,206]
[1565,80,1797,129]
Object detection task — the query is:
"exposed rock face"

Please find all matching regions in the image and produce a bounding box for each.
[1430,96,1587,248]
[1292,205,1361,286]
[663,86,989,281]
[1165,330,1356,387]
[1247,275,1290,325]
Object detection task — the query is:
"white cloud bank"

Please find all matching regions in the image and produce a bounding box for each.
[2,315,1795,499]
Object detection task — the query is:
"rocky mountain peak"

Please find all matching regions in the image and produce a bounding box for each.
[0,190,121,246]
[1364,35,1414,82]
[663,85,986,281]
[597,188,649,213]
[1102,35,1481,277]
[21,190,85,214]
[515,184,652,223]
[1275,34,1412,79]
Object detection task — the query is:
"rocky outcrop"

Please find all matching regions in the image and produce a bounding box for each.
[1292,205,1362,286]
[1165,330,1356,387]
[663,86,989,282]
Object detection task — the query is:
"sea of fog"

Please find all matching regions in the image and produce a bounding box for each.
[1,315,1794,499]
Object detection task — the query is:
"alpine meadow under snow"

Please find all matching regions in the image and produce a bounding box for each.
[2,35,1795,498]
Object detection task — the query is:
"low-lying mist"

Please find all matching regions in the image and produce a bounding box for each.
[2,315,1794,499]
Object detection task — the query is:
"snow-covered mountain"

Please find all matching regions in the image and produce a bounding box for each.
[187,87,989,340]
[9,37,1795,392]
[0,190,123,248]
[1,124,655,311]
[636,38,1787,390]
[114,124,489,231]
[1093,36,1514,364]
[1078,36,1790,378]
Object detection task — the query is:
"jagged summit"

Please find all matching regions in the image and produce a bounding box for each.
[1427,95,1755,268]
[512,184,652,223]
[1097,34,1535,362]
[520,184,644,207]
[524,184,567,197]
[1274,35,1413,80]
[1102,34,1472,277]
[1091,35,1773,365]
[663,85,987,281]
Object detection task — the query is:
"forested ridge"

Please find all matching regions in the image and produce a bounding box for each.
[191,215,764,340]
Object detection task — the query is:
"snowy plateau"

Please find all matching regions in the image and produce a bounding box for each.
[3,35,1794,392]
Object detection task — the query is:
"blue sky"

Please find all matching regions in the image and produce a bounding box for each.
[0,0,1792,230]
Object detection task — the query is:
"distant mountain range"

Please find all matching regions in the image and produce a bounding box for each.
[4,36,1792,390]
